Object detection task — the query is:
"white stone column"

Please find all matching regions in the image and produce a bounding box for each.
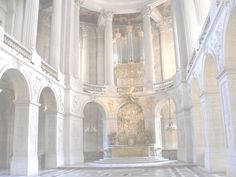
[97,27,104,85]
[218,69,236,177]
[62,0,75,76]
[103,10,114,86]
[191,102,204,166]
[81,25,89,83]
[176,107,193,162]
[64,114,84,164]
[13,0,24,42]
[158,23,168,80]
[50,0,62,71]
[45,112,64,168]
[170,0,188,69]
[175,83,194,163]
[142,7,156,85]
[74,0,81,79]
[155,114,163,148]
[22,0,40,49]
[10,102,40,176]
[181,0,199,60]
[200,92,226,172]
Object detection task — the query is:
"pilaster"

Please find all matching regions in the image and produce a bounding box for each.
[142,7,156,86]
[50,0,62,71]
[200,91,226,172]
[10,102,40,176]
[96,27,105,85]
[103,10,114,86]
[22,0,40,50]
[218,68,236,177]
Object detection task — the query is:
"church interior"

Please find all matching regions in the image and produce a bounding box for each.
[0,0,236,176]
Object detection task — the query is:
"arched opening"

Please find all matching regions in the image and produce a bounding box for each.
[38,87,59,169]
[156,98,178,160]
[202,55,226,172]
[83,102,105,162]
[0,69,29,175]
[191,78,204,166]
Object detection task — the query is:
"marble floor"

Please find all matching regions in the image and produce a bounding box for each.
[0,166,226,177]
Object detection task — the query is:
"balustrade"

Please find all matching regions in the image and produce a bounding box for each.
[3,33,32,62]
[41,60,58,80]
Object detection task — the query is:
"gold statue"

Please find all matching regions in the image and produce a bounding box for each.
[126,86,138,104]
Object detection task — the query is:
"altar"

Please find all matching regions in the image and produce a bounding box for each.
[106,145,159,158]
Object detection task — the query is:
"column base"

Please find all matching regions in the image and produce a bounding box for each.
[10,155,38,176]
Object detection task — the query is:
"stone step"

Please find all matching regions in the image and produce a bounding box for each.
[93,156,168,164]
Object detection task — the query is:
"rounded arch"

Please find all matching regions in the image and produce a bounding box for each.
[83,101,106,162]
[223,6,236,67]
[0,68,30,101]
[37,86,58,112]
[155,96,177,115]
[155,97,178,160]
[202,53,226,172]
[115,101,143,120]
[81,99,108,119]
[37,87,58,169]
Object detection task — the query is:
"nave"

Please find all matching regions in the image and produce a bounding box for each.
[0,164,225,177]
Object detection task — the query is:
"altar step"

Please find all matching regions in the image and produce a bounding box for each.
[93,156,168,164]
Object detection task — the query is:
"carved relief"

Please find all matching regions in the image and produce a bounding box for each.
[72,94,80,114]
[58,89,64,113]
[32,76,42,98]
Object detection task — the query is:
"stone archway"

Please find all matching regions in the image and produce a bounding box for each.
[0,69,39,176]
[83,102,106,162]
[191,78,205,166]
[37,87,62,169]
[155,98,178,160]
[201,55,226,173]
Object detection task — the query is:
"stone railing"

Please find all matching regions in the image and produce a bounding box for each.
[187,15,211,73]
[41,60,58,80]
[153,78,174,91]
[83,83,106,94]
[0,27,58,81]
[117,86,143,93]
[3,32,32,62]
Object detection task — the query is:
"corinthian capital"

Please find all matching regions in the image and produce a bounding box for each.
[142,6,152,17]
[102,9,113,21]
